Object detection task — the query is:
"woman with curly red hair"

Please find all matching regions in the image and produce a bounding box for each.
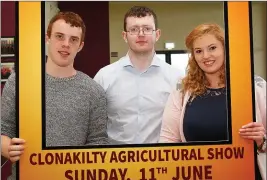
[159,23,266,180]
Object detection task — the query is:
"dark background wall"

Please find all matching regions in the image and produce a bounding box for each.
[1,2,16,94]
[58,1,110,78]
[1,2,16,36]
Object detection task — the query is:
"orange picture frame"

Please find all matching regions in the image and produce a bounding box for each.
[18,2,257,180]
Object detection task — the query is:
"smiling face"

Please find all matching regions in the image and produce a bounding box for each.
[193,34,225,75]
[46,19,84,68]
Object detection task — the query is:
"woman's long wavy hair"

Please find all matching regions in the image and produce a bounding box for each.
[181,23,226,97]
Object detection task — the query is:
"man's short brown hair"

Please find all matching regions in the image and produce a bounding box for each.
[123,6,158,31]
[47,11,86,43]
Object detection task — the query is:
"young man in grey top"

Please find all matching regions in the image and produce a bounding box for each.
[1,12,109,179]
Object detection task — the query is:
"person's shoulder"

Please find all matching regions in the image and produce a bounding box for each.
[76,71,100,86]
[159,61,185,83]
[7,72,16,81]
[254,75,266,96]
[171,88,182,97]
[254,75,266,87]
[76,71,106,95]
[96,57,124,76]
[167,88,185,107]
[160,61,184,74]
[3,72,16,87]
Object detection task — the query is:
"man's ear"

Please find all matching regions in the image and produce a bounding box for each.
[155,29,161,42]
[78,42,84,52]
[45,34,50,44]
[122,31,127,43]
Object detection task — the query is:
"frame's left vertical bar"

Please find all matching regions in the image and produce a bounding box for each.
[18,2,42,180]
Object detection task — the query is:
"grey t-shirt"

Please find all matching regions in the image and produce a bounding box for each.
[1,71,109,179]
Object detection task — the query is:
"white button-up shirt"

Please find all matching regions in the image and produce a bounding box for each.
[94,53,184,144]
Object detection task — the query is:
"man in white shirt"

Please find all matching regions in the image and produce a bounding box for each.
[94,6,184,144]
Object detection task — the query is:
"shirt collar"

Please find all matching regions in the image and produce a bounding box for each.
[121,52,161,67]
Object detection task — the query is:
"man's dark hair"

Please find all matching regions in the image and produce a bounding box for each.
[123,6,158,31]
[47,11,86,44]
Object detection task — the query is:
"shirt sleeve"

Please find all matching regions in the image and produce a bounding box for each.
[159,90,183,143]
[1,72,17,139]
[93,68,104,88]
